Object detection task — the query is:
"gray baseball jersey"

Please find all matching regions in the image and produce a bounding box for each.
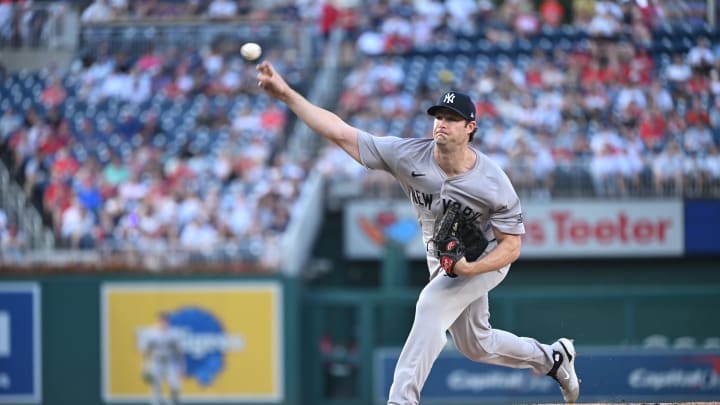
[138,325,184,404]
[357,130,525,275]
[357,130,552,405]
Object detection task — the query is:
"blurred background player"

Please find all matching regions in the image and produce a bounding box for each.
[137,312,184,405]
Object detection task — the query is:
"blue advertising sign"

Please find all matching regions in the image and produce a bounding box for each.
[685,199,720,255]
[0,283,41,404]
[375,347,720,404]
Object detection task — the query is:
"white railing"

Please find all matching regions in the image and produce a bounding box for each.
[324,161,720,201]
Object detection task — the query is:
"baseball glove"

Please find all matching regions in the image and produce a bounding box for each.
[432,203,489,277]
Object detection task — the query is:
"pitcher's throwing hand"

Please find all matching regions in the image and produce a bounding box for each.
[256,62,290,101]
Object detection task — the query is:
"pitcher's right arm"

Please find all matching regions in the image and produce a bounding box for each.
[256,61,360,163]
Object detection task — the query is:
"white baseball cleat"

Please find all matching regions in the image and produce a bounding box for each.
[547,337,580,403]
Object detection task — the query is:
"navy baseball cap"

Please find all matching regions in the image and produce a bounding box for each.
[427,91,476,121]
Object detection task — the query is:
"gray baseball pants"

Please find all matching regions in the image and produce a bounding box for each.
[387,264,554,405]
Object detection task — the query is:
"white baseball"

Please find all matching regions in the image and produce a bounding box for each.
[240,42,262,61]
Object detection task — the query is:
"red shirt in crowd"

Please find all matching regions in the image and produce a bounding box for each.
[540,0,565,27]
[638,111,667,148]
[40,82,67,108]
[50,152,80,180]
[320,2,339,37]
[43,178,72,214]
[475,99,498,119]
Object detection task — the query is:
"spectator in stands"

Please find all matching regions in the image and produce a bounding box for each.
[700,144,720,195]
[616,79,648,114]
[317,142,367,183]
[628,11,653,48]
[648,79,674,113]
[107,0,129,19]
[617,125,647,196]
[179,215,220,257]
[0,106,22,142]
[572,0,595,25]
[318,0,340,42]
[99,64,134,102]
[445,0,478,35]
[22,143,52,211]
[260,102,287,136]
[40,76,67,109]
[685,96,710,126]
[0,222,26,264]
[583,82,611,121]
[586,0,623,40]
[638,106,668,153]
[134,199,169,252]
[6,108,39,174]
[684,64,710,95]
[710,68,720,96]
[42,168,70,226]
[588,121,626,196]
[207,0,238,20]
[369,56,405,93]
[664,52,692,90]
[74,170,104,215]
[415,0,446,32]
[81,0,114,23]
[380,11,413,54]
[682,120,716,156]
[356,23,386,56]
[267,204,290,234]
[652,139,685,195]
[117,170,147,209]
[687,37,715,76]
[127,69,152,104]
[539,0,564,28]
[532,130,557,198]
[50,146,79,182]
[511,0,541,38]
[60,194,97,249]
[102,152,131,187]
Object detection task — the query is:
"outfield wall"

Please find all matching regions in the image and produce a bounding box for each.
[0,264,718,405]
[0,274,301,405]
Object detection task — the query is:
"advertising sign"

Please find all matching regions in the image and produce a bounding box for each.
[375,347,720,404]
[102,282,283,403]
[344,200,684,259]
[0,283,41,404]
[520,200,684,257]
[685,199,720,255]
[344,200,423,259]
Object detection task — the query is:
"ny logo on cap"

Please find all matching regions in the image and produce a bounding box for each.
[443,93,456,104]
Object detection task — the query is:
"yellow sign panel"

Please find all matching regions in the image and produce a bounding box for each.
[101,282,283,402]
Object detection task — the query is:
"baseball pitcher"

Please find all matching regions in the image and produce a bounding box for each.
[256,61,580,404]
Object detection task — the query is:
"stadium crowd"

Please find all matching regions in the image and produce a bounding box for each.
[1,0,719,266]
[1,4,309,267]
[317,0,720,200]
